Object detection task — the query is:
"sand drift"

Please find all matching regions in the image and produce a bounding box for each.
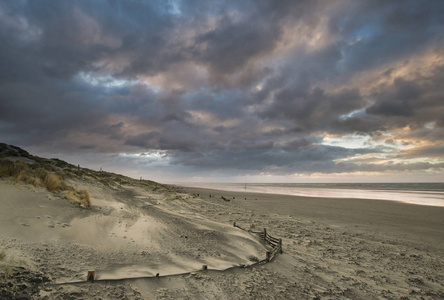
[0,180,271,284]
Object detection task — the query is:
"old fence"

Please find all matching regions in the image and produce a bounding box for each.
[233,222,283,263]
[62,221,283,283]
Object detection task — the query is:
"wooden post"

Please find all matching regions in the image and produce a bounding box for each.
[266,251,271,262]
[233,222,236,227]
[87,271,95,282]
[202,265,207,270]
[279,238,283,254]
[77,164,80,171]
[263,228,267,241]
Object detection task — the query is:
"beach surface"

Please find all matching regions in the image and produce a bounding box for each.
[1,176,443,299]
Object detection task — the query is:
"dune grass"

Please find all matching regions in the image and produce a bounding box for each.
[43,172,62,192]
[63,188,91,208]
[0,160,92,208]
[78,189,91,208]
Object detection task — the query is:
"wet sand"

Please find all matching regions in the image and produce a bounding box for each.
[177,186,444,248]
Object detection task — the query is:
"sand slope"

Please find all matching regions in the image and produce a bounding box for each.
[0,179,266,298]
[1,178,444,299]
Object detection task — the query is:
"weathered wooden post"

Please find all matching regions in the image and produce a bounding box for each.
[263,228,267,242]
[266,251,271,262]
[87,271,95,282]
[77,164,80,171]
[233,221,236,227]
[279,238,283,254]
[202,265,207,270]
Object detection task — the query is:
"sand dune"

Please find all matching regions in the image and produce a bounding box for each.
[0,180,265,283]
[1,146,443,299]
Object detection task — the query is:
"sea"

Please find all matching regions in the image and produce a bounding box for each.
[179,182,444,207]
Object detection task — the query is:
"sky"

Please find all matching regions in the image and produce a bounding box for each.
[1,0,443,183]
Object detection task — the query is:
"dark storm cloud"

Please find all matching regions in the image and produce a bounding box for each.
[259,85,363,130]
[168,145,377,171]
[1,0,443,178]
[366,78,424,117]
[331,117,386,135]
[336,0,444,74]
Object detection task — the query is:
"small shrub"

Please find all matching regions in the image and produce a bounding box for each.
[78,189,91,208]
[44,172,62,192]
[63,188,92,208]
[36,168,48,181]
[60,180,71,191]
[0,160,14,177]
[13,161,28,175]
[62,191,78,204]
[32,177,41,188]
[13,169,27,184]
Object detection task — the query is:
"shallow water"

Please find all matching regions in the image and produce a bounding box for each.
[180,182,444,207]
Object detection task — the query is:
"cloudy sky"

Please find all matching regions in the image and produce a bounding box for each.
[1,0,443,183]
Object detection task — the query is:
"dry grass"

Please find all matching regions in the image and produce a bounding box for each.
[62,189,92,208]
[32,177,41,188]
[13,170,27,184]
[0,160,21,178]
[78,189,91,208]
[0,160,92,208]
[43,172,62,192]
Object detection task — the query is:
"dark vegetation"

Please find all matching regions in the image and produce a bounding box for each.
[0,143,171,208]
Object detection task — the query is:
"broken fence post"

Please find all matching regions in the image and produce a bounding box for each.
[263,228,267,241]
[233,221,236,227]
[87,271,95,282]
[202,265,207,270]
[266,251,271,262]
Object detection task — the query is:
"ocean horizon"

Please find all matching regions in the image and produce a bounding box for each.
[178,182,444,207]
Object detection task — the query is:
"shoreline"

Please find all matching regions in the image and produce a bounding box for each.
[172,182,444,207]
[1,178,444,298]
[173,185,444,249]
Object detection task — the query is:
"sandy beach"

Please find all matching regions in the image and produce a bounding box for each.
[1,167,443,299]
[2,1,444,298]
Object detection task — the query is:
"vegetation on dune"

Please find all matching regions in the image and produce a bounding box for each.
[0,142,173,206]
[62,188,91,208]
[0,158,92,208]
